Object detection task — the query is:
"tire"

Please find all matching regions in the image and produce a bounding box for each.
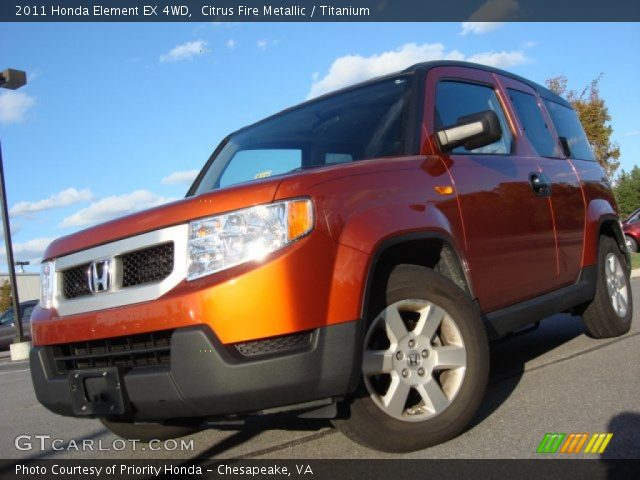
[625,235,638,253]
[582,236,633,338]
[334,264,489,452]
[100,418,203,443]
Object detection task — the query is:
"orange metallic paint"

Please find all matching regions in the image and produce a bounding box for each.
[32,64,618,348]
[43,179,291,261]
[422,66,560,311]
[33,230,368,345]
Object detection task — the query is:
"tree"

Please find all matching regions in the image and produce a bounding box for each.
[613,166,640,218]
[546,74,621,178]
[0,280,11,313]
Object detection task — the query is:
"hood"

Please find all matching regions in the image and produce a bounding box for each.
[43,179,283,260]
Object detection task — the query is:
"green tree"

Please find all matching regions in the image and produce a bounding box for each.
[613,166,640,218]
[0,280,12,313]
[546,74,621,178]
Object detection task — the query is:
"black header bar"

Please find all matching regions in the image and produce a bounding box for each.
[2,459,640,480]
[2,0,640,22]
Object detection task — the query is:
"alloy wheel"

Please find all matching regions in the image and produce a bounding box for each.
[362,299,467,422]
[604,253,629,318]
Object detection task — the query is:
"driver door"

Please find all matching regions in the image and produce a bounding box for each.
[424,66,557,312]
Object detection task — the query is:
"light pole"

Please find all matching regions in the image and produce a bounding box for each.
[0,68,27,346]
[16,261,30,274]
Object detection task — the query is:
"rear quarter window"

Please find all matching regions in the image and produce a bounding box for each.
[543,99,596,161]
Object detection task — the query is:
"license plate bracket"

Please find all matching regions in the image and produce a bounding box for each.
[68,367,127,416]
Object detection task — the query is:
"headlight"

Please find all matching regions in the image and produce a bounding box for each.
[40,261,54,309]
[187,199,314,280]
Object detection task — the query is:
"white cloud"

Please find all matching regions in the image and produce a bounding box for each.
[624,130,640,137]
[10,188,93,217]
[160,40,208,63]
[522,40,537,49]
[161,169,199,185]
[60,190,175,228]
[460,22,504,35]
[466,50,530,68]
[466,0,519,21]
[0,91,36,124]
[460,0,521,36]
[0,237,54,265]
[307,43,530,99]
[226,39,236,49]
[257,39,277,51]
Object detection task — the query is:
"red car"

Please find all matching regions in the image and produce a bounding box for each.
[623,208,640,252]
[30,61,633,452]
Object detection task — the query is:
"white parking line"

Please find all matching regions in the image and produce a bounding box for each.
[0,368,30,375]
[0,362,28,369]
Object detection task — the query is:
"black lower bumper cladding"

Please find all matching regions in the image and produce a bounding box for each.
[30,322,360,421]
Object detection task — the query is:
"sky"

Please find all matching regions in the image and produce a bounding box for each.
[1,22,639,272]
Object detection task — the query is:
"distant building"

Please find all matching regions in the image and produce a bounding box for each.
[0,273,40,302]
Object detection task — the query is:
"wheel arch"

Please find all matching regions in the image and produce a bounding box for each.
[360,231,474,322]
[597,214,631,272]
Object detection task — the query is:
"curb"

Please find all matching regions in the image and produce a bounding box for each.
[632,269,640,279]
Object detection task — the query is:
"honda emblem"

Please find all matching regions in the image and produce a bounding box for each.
[87,259,112,293]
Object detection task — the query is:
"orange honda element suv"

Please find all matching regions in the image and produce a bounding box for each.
[31,61,633,452]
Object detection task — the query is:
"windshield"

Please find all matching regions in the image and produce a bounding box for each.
[191,74,415,194]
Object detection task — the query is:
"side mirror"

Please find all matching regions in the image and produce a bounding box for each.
[436,110,502,152]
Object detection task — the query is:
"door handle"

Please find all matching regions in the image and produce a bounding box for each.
[529,172,552,197]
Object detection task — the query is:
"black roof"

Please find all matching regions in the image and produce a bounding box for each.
[229,61,570,139]
[402,60,570,107]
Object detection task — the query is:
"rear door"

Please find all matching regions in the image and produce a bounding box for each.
[500,76,585,288]
[423,66,557,312]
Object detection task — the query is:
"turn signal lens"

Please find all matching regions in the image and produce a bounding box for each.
[287,199,314,241]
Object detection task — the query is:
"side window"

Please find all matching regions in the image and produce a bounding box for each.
[219,149,302,188]
[435,81,513,155]
[507,89,560,157]
[543,99,596,161]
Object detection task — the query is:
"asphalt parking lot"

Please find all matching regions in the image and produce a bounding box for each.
[1,277,638,461]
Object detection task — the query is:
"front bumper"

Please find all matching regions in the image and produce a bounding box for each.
[30,321,361,421]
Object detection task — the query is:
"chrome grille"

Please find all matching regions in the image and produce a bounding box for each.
[121,242,174,288]
[52,329,174,374]
[60,243,174,299]
[62,263,91,299]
